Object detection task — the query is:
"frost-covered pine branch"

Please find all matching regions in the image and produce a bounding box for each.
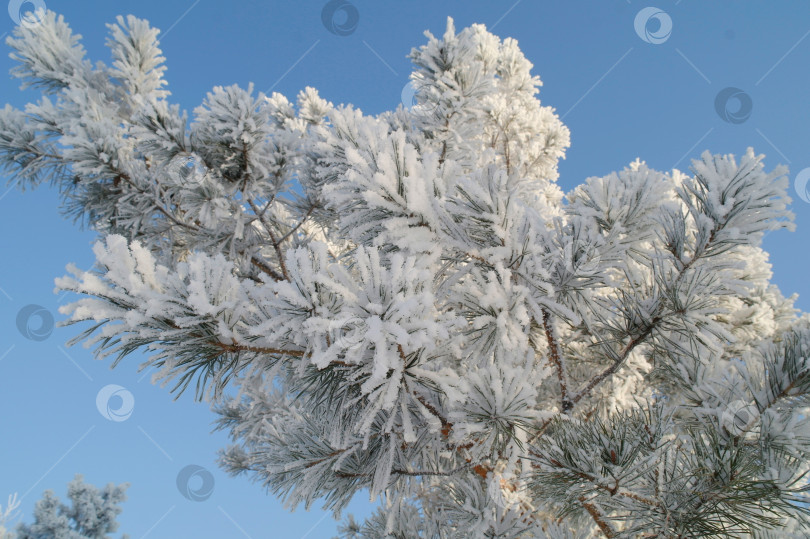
[4,476,128,539]
[3,11,809,537]
[0,493,20,539]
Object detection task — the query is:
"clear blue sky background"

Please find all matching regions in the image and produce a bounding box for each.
[1,1,809,538]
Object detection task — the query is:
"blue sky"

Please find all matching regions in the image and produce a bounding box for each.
[1,1,809,538]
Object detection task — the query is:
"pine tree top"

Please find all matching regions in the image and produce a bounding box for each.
[2,11,808,538]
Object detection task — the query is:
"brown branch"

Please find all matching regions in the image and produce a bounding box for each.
[398,345,455,440]
[401,344,488,478]
[202,331,353,366]
[414,393,453,436]
[579,496,616,538]
[542,309,573,413]
[401,347,478,453]
[391,463,473,477]
[279,205,315,244]
[248,199,289,280]
[210,340,306,358]
[111,169,202,233]
[538,457,659,508]
[563,221,723,410]
[305,449,348,469]
[526,417,555,447]
[250,256,284,282]
[257,194,277,220]
[333,463,474,479]
[466,252,490,265]
[571,316,659,406]
[303,440,474,479]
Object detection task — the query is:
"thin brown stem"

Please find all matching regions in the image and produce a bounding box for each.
[572,316,659,405]
[248,199,290,280]
[526,417,555,446]
[251,256,284,282]
[279,205,315,244]
[579,496,616,538]
[536,456,659,508]
[209,340,306,358]
[542,309,573,413]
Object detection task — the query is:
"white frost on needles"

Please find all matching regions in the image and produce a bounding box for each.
[4,11,809,537]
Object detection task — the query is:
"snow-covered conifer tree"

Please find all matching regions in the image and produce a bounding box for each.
[2,476,127,539]
[2,11,809,537]
[0,493,20,539]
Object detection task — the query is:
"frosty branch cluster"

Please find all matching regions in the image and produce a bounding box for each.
[1,476,128,539]
[3,12,809,538]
